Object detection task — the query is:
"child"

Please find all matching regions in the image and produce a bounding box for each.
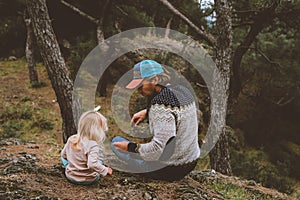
[61,110,112,185]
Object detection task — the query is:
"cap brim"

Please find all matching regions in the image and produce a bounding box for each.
[126,78,143,89]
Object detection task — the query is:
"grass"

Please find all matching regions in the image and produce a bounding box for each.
[0,59,60,144]
[0,59,299,199]
[207,181,274,200]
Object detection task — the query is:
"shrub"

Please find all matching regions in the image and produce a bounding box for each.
[0,120,24,139]
[31,118,54,130]
[21,96,31,102]
[230,148,294,194]
[0,104,32,120]
[30,81,47,88]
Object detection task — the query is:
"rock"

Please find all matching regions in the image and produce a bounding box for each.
[247,180,258,186]
[8,56,17,61]
[0,140,295,200]
[0,158,10,165]
[27,144,39,149]
[143,192,152,199]
[0,138,22,146]
[30,195,61,200]
[2,153,38,175]
[119,178,129,185]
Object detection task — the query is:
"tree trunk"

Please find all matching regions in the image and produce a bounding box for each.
[26,0,80,142]
[96,22,110,97]
[208,0,232,175]
[24,10,39,86]
[158,0,232,174]
[96,0,111,97]
[96,23,105,44]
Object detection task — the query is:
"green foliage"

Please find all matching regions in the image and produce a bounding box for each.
[0,68,9,76]
[118,5,155,29]
[21,96,31,102]
[0,0,299,195]
[235,16,300,145]
[0,15,25,57]
[0,100,54,141]
[0,104,33,120]
[30,81,47,88]
[267,141,300,180]
[231,9,300,198]
[0,103,31,139]
[31,118,54,130]
[230,148,294,194]
[67,33,97,80]
[210,181,274,200]
[0,120,24,139]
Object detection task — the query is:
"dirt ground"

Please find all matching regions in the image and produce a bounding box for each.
[0,140,195,199]
[0,60,297,199]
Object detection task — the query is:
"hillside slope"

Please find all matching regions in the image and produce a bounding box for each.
[0,60,297,199]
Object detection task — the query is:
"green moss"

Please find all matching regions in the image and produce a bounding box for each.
[208,181,274,200]
[230,147,294,194]
[0,120,24,139]
[30,80,47,88]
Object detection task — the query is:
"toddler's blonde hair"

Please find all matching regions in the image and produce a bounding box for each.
[71,110,108,150]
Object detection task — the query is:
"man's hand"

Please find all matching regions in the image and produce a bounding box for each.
[107,167,113,175]
[130,109,147,126]
[113,141,129,151]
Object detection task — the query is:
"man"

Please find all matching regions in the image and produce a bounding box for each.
[112,60,200,181]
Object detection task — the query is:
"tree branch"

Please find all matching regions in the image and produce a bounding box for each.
[276,96,295,106]
[114,5,129,16]
[158,0,216,47]
[230,2,279,98]
[165,15,173,38]
[196,82,208,88]
[203,8,215,17]
[233,10,260,14]
[249,47,284,71]
[100,0,110,21]
[61,0,99,24]
[232,22,253,29]
[265,94,295,106]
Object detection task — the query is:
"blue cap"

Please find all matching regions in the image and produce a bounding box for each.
[126,60,163,89]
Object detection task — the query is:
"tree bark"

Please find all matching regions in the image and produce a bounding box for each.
[159,0,233,175]
[26,0,80,142]
[24,10,39,86]
[208,0,233,175]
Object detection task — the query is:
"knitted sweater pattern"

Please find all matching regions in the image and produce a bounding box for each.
[139,85,200,166]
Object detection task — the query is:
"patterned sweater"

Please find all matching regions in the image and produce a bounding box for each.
[138,85,200,166]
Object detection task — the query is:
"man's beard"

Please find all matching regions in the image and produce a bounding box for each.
[145,89,160,107]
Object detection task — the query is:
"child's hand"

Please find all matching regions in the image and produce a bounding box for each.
[107,167,113,175]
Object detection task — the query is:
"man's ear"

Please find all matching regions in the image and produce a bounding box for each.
[151,76,159,84]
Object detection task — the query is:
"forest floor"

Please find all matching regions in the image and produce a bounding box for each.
[0,59,298,199]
